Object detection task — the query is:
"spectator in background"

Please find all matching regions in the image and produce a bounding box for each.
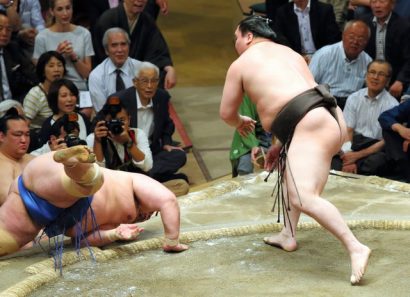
[144,0,169,20]
[0,11,37,102]
[319,0,350,29]
[265,0,288,22]
[87,98,153,174]
[113,62,188,193]
[309,19,372,109]
[350,0,410,21]
[275,0,341,63]
[230,95,271,177]
[0,0,45,59]
[33,0,94,117]
[331,60,398,176]
[0,107,34,205]
[93,0,176,90]
[38,78,90,146]
[88,0,169,36]
[379,98,410,182]
[88,27,142,112]
[358,0,410,99]
[30,112,86,156]
[23,51,66,151]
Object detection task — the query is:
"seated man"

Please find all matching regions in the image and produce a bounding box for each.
[309,19,372,109]
[358,0,410,99]
[275,0,341,62]
[0,146,189,256]
[0,107,34,205]
[230,95,271,177]
[379,99,410,182]
[331,60,398,175]
[0,0,45,59]
[87,97,153,175]
[88,27,143,112]
[0,11,37,102]
[112,62,188,189]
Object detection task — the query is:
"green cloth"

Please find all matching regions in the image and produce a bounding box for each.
[229,95,265,161]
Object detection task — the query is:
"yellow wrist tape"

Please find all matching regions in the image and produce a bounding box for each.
[0,229,19,256]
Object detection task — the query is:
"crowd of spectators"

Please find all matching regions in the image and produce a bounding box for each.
[0,0,189,203]
[1,0,410,206]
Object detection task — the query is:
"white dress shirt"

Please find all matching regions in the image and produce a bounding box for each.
[89,57,142,112]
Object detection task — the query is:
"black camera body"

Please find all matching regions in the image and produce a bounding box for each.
[64,134,87,147]
[105,119,124,135]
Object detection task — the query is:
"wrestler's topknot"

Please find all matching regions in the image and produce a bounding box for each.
[238,15,277,42]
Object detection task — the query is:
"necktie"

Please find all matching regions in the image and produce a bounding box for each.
[115,69,125,92]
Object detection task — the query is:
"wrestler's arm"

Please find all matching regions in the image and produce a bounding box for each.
[132,175,188,253]
[220,63,256,134]
[76,224,144,247]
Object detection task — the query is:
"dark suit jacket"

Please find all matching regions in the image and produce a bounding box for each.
[275,0,341,54]
[362,12,410,86]
[3,41,37,102]
[112,87,175,154]
[93,4,172,70]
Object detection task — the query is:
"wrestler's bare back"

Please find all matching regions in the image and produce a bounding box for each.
[228,42,318,131]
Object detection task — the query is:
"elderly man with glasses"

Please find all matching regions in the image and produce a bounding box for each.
[331,59,398,176]
[110,61,189,196]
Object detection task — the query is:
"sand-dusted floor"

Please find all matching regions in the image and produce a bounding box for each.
[1,172,410,297]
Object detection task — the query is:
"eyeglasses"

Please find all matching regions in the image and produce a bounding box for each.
[367,70,390,78]
[135,78,160,86]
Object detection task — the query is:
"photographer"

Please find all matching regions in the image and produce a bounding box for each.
[31,112,87,156]
[87,97,153,173]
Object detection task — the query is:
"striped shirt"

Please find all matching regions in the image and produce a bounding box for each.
[23,85,52,130]
[294,0,316,54]
[309,41,372,98]
[343,88,398,140]
[373,14,391,60]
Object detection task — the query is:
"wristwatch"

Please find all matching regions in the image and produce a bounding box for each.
[4,0,14,8]
[125,141,134,149]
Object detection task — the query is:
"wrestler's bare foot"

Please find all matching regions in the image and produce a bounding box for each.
[53,145,95,166]
[350,244,371,285]
[263,232,297,252]
[163,243,189,253]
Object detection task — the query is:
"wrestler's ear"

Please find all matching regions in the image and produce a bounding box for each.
[246,32,254,44]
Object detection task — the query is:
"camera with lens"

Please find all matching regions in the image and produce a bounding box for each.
[52,112,86,147]
[105,119,124,135]
[100,96,124,135]
[64,133,86,147]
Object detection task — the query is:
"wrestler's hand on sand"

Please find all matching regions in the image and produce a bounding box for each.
[236,115,256,137]
[163,238,189,253]
[107,224,144,242]
[264,144,281,171]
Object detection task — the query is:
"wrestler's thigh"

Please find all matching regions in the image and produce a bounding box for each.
[22,152,65,195]
[285,109,341,197]
[0,190,40,246]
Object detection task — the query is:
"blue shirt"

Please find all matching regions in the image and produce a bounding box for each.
[309,41,372,98]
